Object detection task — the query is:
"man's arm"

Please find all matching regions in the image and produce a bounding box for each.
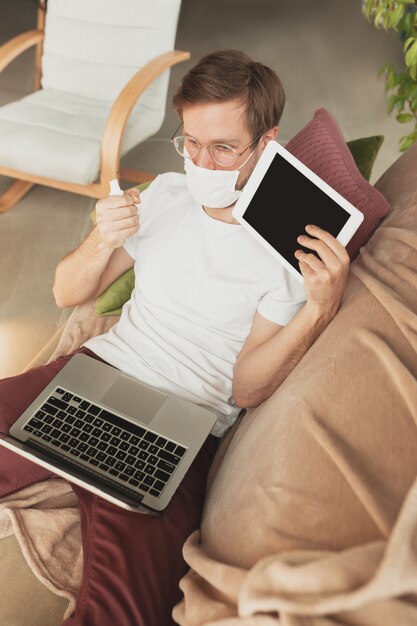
[53,189,140,308]
[232,224,350,408]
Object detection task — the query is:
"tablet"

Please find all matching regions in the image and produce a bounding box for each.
[232,141,364,283]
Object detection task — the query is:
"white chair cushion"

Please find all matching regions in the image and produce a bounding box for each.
[42,0,181,103]
[0,89,164,184]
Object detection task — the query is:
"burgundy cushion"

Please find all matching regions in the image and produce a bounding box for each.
[285,108,390,260]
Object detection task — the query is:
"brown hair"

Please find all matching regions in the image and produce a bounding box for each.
[173,50,285,140]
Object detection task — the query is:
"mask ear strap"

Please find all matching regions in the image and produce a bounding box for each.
[238,147,257,170]
[238,136,263,171]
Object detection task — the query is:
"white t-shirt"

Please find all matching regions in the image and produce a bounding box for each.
[85,173,306,436]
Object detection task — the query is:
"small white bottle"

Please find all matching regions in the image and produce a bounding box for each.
[109,178,124,196]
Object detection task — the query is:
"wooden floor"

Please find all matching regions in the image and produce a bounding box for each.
[0,0,410,376]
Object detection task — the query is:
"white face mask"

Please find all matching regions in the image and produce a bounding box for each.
[184,158,241,209]
[183,143,259,209]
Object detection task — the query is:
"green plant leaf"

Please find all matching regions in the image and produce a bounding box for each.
[387,72,409,94]
[405,40,417,68]
[374,6,385,28]
[401,12,412,34]
[387,94,398,113]
[404,37,416,51]
[389,5,405,28]
[385,71,396,90]
[396,112,414,122]
[399,136,414,151]
[366,0,417,150]
[381,15,390,31]
[378,61,392,79]
[362,0,372,20]
[395,98,406,111]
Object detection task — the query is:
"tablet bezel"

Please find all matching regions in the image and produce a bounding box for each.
[232,141,364,283]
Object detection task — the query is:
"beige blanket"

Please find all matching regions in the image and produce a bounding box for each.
[0,479,81,620]
[173,144,417,624]
[177,474,417,626]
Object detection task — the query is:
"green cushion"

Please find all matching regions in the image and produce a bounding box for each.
[96,267,135,316]
[95,137,384,315]
[346,135,384,182]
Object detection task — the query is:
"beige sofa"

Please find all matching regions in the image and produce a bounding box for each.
[2,141,417,625]
[174,143,417,624]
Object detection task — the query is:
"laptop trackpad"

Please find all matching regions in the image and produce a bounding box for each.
[101,376,167,425]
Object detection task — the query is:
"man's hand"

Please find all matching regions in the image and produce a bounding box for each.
[294,224,350,318]
[232,224,350,408]
[95,188,141,249]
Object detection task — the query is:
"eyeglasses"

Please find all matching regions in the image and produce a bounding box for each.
[171,124,262,167]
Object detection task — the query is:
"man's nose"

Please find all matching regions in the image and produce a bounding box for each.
[195,146,215,169]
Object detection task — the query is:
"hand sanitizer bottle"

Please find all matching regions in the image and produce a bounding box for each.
[109,179,123,196]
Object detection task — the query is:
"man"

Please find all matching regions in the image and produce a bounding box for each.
[0,50,349,625]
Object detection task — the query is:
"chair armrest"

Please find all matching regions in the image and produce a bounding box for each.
[100,49,190,182]
[0,30,44,74]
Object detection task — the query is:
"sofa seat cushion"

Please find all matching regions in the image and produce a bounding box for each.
[0,88,164,184]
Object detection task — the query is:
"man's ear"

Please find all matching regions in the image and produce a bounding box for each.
[260,127,278,151]
[265,126,278,142]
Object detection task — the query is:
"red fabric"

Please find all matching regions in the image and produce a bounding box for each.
[285,108,390,260]
[0,349,217,626]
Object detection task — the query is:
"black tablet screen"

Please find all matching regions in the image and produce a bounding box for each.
[242,152,350,273]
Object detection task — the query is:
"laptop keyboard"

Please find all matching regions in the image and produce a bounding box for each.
[23,387,187,499]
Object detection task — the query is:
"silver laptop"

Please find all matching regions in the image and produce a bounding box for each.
[0,353,217,515]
